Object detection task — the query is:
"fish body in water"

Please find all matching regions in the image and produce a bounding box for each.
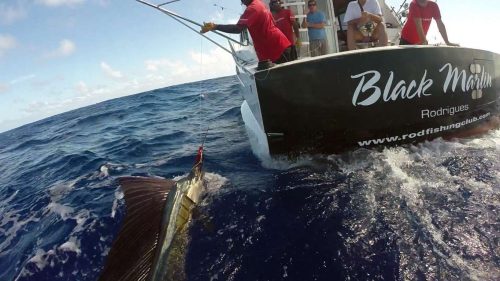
[99,148,205,281]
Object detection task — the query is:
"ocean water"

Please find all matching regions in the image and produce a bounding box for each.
[0,76,498,281]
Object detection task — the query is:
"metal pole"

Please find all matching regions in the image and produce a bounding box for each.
[158,0,180,7]
[136,0,245,46]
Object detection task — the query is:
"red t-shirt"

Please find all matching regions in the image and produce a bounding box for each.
[237,0,291,62]
[273,9,295,45]
[400,0,441,44]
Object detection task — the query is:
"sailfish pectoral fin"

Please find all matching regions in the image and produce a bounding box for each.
[99,177,176,281]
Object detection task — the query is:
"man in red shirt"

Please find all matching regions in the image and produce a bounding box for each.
[400,0,458,46]
[270,0,300,60]
[201,0,292,70]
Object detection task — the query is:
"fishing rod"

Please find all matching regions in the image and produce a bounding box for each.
[137,0,255,67]
[157,0,180,7]
[136,0,248,52]
[395,0,409,25]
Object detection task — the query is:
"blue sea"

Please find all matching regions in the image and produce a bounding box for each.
[0,76,498,281]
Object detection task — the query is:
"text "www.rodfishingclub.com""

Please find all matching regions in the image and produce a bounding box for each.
[358,112,491,146]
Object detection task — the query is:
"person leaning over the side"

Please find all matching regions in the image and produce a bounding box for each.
[200,0,292,70]
[399,0,458,46]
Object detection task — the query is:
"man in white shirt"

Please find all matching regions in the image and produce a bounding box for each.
[344,0,388,50]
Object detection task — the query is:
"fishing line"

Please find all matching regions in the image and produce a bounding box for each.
[198,37,210,150]
[199,37,204,145]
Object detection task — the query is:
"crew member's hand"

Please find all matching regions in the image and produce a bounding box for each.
[420,39,428,45]
[446,42,460,47]
[200,22,216,33]
[359,11,371,25]
[301,18,308,28]
[295,39,302,48]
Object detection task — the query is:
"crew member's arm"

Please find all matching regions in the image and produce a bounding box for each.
[346,20,359,50]
[413,17,428,45]
[214,24,244,33]
[200,22,244,34]
[362,11,383,24]
[435,19,459,46]
[293,20,301,47]
[293,20,300,40]
[301,18,307,28]
[307,21,324,29]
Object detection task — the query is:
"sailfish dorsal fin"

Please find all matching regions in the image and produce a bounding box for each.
[99,177,176,281]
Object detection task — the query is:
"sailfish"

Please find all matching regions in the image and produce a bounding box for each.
[99,146,206,281]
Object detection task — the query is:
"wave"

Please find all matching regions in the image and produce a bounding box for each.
[0,76,497,280]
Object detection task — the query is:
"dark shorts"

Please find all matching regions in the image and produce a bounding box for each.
[290,45,298,61]
[399,38,412,45]
[274,46,294,64]
[257,45,295,71]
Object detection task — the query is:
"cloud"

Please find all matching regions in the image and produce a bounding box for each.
[144,47,235,86]
[0,34,17,57]
[100,62,123,80]
[188,47,236,76]
[35,0,85,7]
[3,47,236,133]
[145,59,191,77]
[44,39,76,59]
[0,2,27,25]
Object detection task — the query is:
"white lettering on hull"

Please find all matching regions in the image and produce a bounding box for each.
[350,63,493,107]
[439,63,492,93]
[351,70,432,106]
[421,104,469,119]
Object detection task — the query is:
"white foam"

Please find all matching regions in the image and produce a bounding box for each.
[204,172,228,194]
[89,162,127,182]
[17,237,82,279]
[47,203,74,221]
[135,158,170,168]
[0,209,40,252]
[99,165,109,177]
[58,237,81,255]
[27,249,52,271]
[173,174,187,181]
[282,265,288,278]
[111,188,124,218]
[48,180,76,202]
[379,141,498,280]
[256,215,265,223]
[240,101,271,164]
[461,128,500,149]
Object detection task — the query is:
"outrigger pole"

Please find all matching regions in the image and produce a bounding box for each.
[136,0,248,56]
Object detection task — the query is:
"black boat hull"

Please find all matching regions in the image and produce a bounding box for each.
[250,46,499,155]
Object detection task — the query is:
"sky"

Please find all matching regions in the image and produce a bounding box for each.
[0,0,499,133]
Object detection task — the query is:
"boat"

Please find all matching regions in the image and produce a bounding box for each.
[138,0,500,157]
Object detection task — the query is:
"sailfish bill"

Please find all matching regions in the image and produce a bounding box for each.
[99,148,205,281]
